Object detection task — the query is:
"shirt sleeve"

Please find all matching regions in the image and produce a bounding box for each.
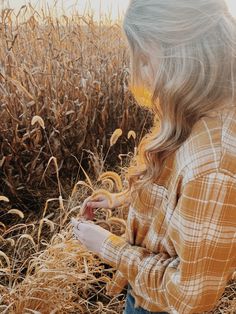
[99,171,236,313]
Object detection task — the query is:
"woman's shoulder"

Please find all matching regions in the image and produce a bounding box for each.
[174,105,236,183]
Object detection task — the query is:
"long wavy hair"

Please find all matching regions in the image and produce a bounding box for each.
[122,0,236,200]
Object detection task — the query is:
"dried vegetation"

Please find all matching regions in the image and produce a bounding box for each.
[0,4,235,314]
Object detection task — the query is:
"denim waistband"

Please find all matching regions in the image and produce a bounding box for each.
[126,283,169,314]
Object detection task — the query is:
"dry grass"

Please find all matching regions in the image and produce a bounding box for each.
[0,4,153,214]
[0,172,235,313]
[0,3,235,314]
[0,166,235,313]
[0,164,131,313]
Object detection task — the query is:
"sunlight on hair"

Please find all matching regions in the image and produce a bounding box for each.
[130,85,153,109]
[226,0,236,17]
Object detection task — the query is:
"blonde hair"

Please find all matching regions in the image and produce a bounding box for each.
[122,0,236,199]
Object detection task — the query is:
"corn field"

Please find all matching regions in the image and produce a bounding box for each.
[0,4,235,314]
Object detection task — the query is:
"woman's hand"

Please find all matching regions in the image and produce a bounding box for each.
[71,217,112,255]
[80,189,131,220]
[79,191,116,220]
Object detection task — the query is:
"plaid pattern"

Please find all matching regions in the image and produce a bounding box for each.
[99,106,236,314]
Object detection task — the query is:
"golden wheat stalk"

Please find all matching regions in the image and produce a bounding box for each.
[98,171,123,191]
[110,128,123,147]
[7,209,24,219]
[128,130,136,140]
[31,115,45,129]
[0,196,10,202]
[90,189,114,208]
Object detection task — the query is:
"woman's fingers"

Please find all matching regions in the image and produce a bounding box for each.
[81,197,106,213]
[80,196,92,215]
[80,195,103,215]
[87,200,105,208]
[83,205,94,220]
[80,194,109,219]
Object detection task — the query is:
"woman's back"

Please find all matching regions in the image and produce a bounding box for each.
[100,104,236,313]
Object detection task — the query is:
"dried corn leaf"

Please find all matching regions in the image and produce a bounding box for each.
[9,78,34,100]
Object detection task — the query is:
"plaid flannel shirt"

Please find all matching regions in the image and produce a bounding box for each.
[99,106,236,314]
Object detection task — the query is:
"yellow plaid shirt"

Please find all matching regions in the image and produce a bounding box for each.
[99,106,236,314]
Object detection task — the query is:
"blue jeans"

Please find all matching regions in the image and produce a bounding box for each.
[123,284,168,314]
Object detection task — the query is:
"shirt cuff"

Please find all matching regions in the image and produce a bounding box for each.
[99,233,130,269]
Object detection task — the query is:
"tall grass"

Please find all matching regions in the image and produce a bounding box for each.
[0,4,153,214]
[0,4,235,314]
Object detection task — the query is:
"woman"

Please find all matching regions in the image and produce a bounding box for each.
[71,1,236,313]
